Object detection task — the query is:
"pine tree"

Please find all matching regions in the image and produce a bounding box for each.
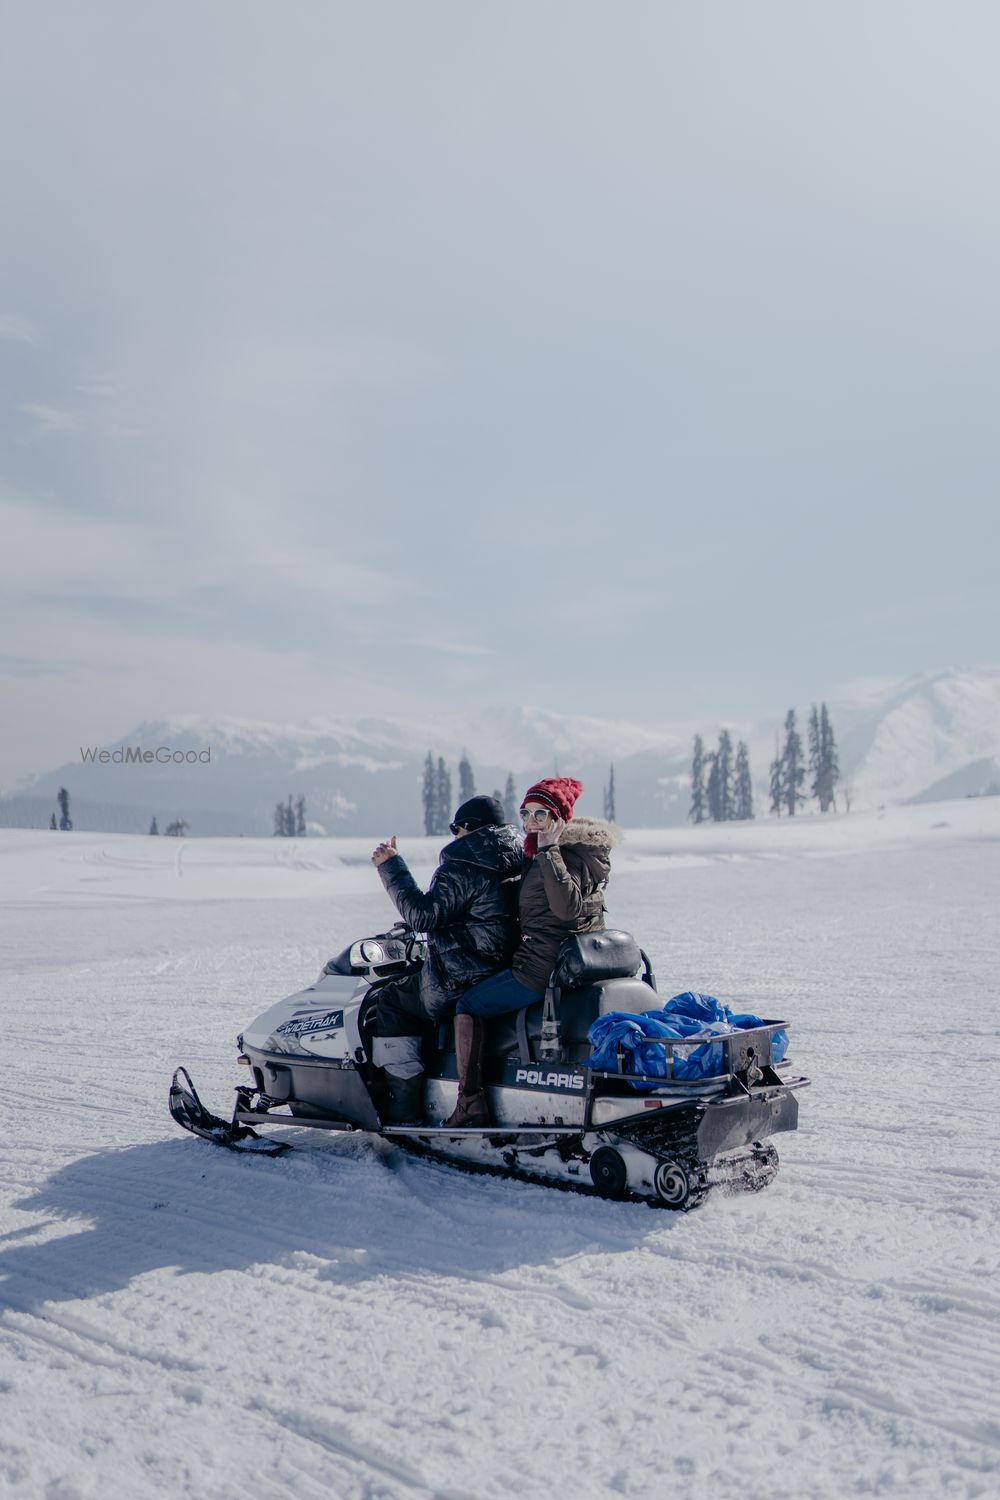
[716,730,734,821]
[149,816,159,836]
[690,735,706,824]
[603,763,617,822]
[808,705,822,807]
[57,787,72,830]
[272,799,298,836]
[295,795,306,836]
[705,752,721,822]
[49,812,57,830]
[734,741,754,820]
[818,704,839,812]
[422,752,436,835]
[781,709,806,817]
[458,753,475,802]
[435,757,452,836]
[491,787,503,809]
[502,772,517,825]
[769,733,783,816]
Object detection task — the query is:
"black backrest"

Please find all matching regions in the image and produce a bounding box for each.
[552,930,641,990]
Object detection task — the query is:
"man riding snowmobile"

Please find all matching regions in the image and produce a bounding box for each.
[370,794,523,1122]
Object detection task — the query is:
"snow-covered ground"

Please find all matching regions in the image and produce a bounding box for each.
[2,804,998,1499]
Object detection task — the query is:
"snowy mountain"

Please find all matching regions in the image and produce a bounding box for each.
[3,667,998,835]
[831,667,1000,805]
[716,666,1000,817]
[2,707,681,837]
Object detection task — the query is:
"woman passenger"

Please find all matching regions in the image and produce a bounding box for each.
[444,777,619,1127]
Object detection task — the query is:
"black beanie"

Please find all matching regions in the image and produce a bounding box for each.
[452,795,506,831]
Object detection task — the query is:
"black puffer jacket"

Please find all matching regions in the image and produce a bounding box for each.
[378,824,524,1018]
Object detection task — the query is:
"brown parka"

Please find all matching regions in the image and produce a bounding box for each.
[510,816,622,993]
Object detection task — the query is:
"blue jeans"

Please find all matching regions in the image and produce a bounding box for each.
[455,968,541,1018]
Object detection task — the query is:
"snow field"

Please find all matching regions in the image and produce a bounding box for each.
[1,804,998,1499]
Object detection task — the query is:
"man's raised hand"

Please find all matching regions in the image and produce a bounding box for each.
[371,836,398,867]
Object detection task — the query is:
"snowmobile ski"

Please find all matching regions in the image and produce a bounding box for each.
[168,1067,292,1156]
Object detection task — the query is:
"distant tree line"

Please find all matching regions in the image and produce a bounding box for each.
[690,733,754,823]
[46,789,195,836]
[145,815,191,835]
[421,756,625,834]
[49,787,82,830]
[690,704,840,823]
[421,753,519,835]
[768,705,839,816]
[273,795,307,836]
[49,787,73,830]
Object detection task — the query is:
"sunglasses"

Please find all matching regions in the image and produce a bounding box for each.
[449,820,479,836]
[520,808,553,824]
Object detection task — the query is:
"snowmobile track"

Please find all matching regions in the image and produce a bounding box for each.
[390,1134,741,1210]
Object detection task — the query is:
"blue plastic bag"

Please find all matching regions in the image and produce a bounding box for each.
[585,1007,729,1085]
[661,991,731,1026]
[586,1013,674,1085]
[585,991,788,1086]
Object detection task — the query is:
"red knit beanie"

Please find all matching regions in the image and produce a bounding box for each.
[520,777,583,821]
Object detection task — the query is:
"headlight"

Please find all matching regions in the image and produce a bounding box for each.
[360,940,386,964]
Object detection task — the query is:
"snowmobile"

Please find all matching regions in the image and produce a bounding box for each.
[169,925,809,1210]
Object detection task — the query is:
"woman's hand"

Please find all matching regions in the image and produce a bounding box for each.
[371,836,398,867]
[536,816,563,850]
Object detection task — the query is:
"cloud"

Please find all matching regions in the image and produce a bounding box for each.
[0,610,368,789]
[413,638,497,658]
[0,486,403,620]
[0,314,37,344]
[0,3,997,786]
[20,403,83,436]
[0,654,72,680]
[76,380,121,398]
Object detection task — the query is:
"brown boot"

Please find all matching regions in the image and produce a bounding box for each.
[443,1013,491,1128]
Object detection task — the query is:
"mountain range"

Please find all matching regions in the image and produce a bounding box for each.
[3,666,998,836]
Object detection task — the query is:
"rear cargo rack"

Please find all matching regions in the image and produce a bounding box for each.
[600,1019,791,1083]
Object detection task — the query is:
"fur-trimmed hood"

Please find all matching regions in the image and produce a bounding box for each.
[556,816,623,851]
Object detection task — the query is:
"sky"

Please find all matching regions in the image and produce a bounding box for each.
[1,1,999,787]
